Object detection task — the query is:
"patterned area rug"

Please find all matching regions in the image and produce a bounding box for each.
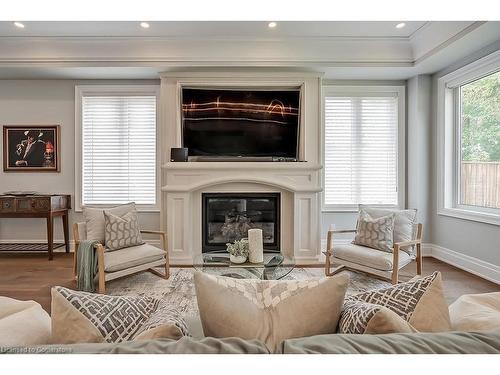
[106,267,391,317]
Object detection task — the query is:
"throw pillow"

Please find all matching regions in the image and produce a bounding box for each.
[338,272,451,334]
[83,202,136,242]
[353,211,395,252]
[104,209,143,251]
[50,286,189,344]
[359,205,418,254]
[449,292,500,331]
[194,271,350,352]
[0,297,52,346]
[338,300,416,334]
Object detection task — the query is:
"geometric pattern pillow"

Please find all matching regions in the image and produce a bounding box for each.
[104,209,144,251]
[359,205,418,255]
[50,287,189,344]
[353,211,395,253]
[338,272,451,334]
[194,272,350,353]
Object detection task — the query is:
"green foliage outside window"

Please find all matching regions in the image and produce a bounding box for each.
[461,70,500,162]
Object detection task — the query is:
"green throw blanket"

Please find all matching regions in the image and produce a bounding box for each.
[77,240,100,292]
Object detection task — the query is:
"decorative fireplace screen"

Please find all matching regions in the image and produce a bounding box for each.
[202,193,280,252]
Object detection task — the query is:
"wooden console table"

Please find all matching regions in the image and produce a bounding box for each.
[0,194,71,260]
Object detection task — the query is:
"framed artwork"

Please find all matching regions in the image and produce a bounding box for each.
[3,125,60,172]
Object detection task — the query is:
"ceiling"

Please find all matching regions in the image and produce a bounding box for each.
[0,21,498,80]
[0,21,427,38]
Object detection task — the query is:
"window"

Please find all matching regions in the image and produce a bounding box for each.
[437,50,500,225]
[75,86,159,211]
[323,86,405,211]
[459,71,500,209]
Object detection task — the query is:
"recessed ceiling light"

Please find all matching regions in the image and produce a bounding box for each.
[268,22,277,29]
[396,22,406,29]
[14,22,25,29]
[140,22,150,29]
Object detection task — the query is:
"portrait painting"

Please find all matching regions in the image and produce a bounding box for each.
[3,125,60,172]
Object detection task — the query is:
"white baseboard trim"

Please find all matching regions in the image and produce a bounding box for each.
[424,243,500,285]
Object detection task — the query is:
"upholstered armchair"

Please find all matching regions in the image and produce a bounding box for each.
[323,208,423,284]
[73,222,170,293]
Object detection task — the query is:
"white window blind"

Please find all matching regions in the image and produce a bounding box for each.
[324,93,399,207]
[82,95,157,206]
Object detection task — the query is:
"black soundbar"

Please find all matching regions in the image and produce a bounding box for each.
[191,156,298,162]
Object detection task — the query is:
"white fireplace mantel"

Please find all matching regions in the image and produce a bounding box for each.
[159,71,324,265]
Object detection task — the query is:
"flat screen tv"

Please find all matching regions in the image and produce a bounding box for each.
[181,87,300,159]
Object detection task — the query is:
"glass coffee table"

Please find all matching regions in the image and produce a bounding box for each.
[193,251,295,280]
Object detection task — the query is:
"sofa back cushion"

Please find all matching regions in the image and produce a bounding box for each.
[194,271,349,353]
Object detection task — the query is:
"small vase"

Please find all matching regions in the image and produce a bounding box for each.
[230,254,247,264]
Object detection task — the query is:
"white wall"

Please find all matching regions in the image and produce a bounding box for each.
[430,41,500,266]
[0,79,160,244]
[407,75,432,241]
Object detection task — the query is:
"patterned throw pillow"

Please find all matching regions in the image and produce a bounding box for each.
[338,272,451,334]
[353,212,395,252]
[104,210,143,251]
[50,287,189,344]
[194,272,350,353]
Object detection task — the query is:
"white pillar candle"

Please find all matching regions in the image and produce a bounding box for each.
[248,228,264,264]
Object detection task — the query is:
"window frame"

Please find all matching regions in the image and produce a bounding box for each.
[75,85,161,212]
[321,85,406,212]
[437,50,500,226]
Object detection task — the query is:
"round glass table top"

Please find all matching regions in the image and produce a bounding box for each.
[193,251,295,280]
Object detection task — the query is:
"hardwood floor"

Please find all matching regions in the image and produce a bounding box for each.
[0,253,498,313]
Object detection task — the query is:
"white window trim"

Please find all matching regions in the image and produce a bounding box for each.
[437,50,500,226]
[321,85,406,212]
[75,85,161,213]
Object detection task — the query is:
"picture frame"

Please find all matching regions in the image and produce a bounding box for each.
[2,125,60,172]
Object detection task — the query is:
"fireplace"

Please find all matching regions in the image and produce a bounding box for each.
[202,193,280,253]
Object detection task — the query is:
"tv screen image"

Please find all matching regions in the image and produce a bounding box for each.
[181,88,300,158]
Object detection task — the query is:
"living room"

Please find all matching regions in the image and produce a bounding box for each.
[1,0,500,370]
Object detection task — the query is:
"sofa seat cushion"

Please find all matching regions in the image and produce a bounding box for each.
[332,243,412,271]
[104,243,165,273]
[0,297,52,346]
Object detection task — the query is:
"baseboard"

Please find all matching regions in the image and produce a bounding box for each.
[424,244,500,285]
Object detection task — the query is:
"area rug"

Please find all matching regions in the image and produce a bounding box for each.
[106,267,391,317]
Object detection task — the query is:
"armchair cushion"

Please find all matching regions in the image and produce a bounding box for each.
[332,243,412,271]
[83,202,136,242]
[359,205,417,254]
[104,243,165,273]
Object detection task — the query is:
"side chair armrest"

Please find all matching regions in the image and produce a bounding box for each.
[393,239,422,248]
[140,230,168,254]
[328,229,357,234]
[140,230,166,235]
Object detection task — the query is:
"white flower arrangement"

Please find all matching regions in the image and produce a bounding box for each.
[226,238,249,258]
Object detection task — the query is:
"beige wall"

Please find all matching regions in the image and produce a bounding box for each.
[0,79,160,244]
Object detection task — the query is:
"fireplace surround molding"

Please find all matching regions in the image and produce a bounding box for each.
[159,71,324,264]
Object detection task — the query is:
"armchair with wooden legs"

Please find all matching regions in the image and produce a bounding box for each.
[73,223,170,293]
[324,223,423,284]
